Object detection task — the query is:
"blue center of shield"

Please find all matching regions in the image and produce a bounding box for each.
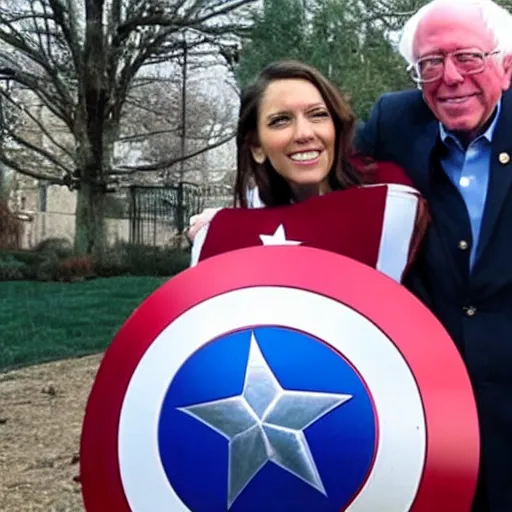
[158,326,377,512]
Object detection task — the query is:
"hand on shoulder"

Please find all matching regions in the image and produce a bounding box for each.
[187,207,222,241]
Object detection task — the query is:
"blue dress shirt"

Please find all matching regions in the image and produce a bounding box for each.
[439,101,501,269]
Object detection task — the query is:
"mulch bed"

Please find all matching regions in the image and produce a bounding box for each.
[0,354,103,511]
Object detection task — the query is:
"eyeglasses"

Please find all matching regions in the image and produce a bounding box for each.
[407,50,500,84]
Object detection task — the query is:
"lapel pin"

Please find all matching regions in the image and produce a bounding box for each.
[499,152,510,165]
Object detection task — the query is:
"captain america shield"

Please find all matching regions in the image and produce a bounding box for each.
[80,246,480,512]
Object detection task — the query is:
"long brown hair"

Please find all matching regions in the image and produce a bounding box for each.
[234,60,362,207]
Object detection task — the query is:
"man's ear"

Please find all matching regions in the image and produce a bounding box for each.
[251,146,266,164]
[501,53,512,89]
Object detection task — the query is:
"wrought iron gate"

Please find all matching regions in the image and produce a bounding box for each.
[128,182,203,246]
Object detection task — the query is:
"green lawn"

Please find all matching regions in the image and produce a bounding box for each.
[0,276,167,372]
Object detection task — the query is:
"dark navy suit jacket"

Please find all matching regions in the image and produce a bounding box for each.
[355,88,512,512]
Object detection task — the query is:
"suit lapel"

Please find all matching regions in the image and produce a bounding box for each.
[476,90,512,265]
[410,111,470,287]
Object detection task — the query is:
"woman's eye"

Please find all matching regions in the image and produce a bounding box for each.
[312,110,329,119]
[269,116,289,127]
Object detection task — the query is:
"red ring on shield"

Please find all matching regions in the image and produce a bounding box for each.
[80,246,479,511]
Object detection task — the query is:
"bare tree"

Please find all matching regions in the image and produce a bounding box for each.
[117,70,238,185]
[0,0,254,254]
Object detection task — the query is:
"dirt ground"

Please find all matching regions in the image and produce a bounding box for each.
[0,354,103,512]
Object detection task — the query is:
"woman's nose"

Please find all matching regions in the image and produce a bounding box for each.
[293,118,315,142]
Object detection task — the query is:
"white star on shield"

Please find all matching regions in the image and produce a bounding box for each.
[178,332,353,509]
[259,224,302,246]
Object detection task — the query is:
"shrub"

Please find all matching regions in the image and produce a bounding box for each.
[94,246,129,278]
[0,238,190,281]
[54,255,95,282]
[95,242,190,277]
[6,249,45,267]
[25,237,74,281]
[33,237,73,260]
[0,237,73,281]
[123,243,190,276]
[0,254,28,281]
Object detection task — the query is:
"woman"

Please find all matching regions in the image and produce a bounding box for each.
[189,60,427,282]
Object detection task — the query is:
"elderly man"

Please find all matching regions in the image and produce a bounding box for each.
[355,0,512,510]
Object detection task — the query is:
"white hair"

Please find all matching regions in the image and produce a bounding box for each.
[398,0,512,65]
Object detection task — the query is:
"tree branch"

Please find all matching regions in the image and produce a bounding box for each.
[117,128,181,142]
[6,129,73,175]
[0,68,73,130]
[117,0,257,36]
[0,150,64,185]
[1,89,75,162]
[0,12,75,112]
[48,0,81,73]
[113,132,235,173]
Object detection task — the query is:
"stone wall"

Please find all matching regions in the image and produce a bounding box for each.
[9,180,232,249]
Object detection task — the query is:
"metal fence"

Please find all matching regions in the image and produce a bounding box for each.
[128,182,233,246]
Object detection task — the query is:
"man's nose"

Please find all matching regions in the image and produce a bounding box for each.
[442,57,465,85]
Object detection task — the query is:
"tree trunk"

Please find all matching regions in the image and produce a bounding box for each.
[74,179,107,256]
[0,165,7,201]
